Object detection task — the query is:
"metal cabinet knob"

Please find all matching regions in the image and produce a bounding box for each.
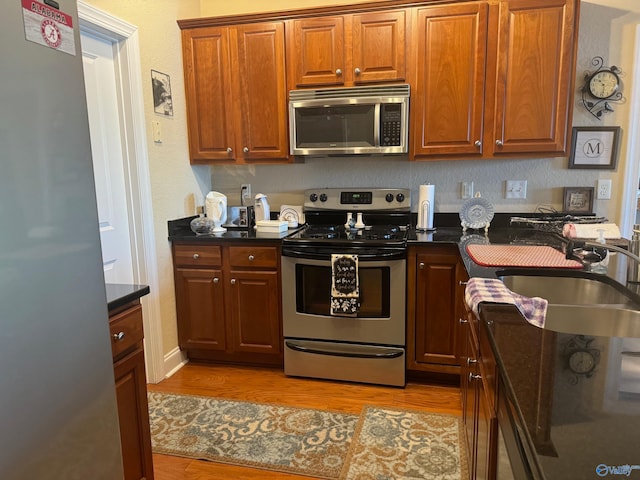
[419,262,425,269]
[459,318,468,325]
[113,332,125,341]
[459,280,468,286]
[243,147,249,153]
[495,140,503,147]
[474,140,482,147]
[213,277,219,284]
[248,255,255,261]
[231,279,236,285]
[336,68,342,76]
[227,147,233,153]
[469,373,482,381]
[354,67,361,75]
[467,358,478,366]
[193,253,200,260]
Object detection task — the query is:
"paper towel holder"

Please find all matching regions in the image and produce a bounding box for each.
[416,184,436,232]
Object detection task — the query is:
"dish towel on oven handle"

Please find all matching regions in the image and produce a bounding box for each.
[330,254,360,316]
[464,277,548,327]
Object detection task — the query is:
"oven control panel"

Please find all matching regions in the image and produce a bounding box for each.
[305,188,410,211]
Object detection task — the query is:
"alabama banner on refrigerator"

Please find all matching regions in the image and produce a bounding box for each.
[21,0,76,56]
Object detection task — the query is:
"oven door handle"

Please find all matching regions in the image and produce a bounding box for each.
[285,340,404,359]
[281,248,406,261]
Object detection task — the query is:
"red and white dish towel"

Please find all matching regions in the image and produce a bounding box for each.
[465,277,548,327]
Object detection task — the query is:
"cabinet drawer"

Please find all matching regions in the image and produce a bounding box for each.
[110,304,144,359]
[228,246,278,268]
[174,244,222,267]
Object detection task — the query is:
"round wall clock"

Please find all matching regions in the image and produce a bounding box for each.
[581,56,624,118]
[587,69,620,99]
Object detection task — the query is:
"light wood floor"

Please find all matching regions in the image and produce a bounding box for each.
[149,362,462,480]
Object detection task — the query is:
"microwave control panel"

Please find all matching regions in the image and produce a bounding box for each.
[380,104,402,146]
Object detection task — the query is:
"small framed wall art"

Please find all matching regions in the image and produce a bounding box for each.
[568,126,620,169]
[563,187,594,214]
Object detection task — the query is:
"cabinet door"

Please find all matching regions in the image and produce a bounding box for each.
[181,27,235,162]
[288,16,345,87]
[174,268,227,351]
[412,3,488,158]
[490,0,577,155]
[232,22,289,161]
[352,10,406,84]
[227,270,282,356]
[414,249,460,367]
[476,370,497,480]
[114,348,154,480]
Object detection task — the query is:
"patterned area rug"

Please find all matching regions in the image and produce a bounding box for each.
[340,406,468,480]
[147,392,358,479]
[148,392,467,480]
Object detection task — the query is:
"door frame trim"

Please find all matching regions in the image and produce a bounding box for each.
[78,1,165,383]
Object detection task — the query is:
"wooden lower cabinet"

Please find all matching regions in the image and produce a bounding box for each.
[407,245,467,376]
[172,242,283,366]
[461,307,497,480]
[109,302,154,480]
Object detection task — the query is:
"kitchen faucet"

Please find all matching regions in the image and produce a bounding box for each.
[566,239,640,269]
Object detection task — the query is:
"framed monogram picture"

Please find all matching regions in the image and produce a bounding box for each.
[568,126,620,169]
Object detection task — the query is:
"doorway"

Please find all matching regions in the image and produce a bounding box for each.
[78,1,164,383]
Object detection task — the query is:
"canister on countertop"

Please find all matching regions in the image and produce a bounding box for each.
[627,224,640,283]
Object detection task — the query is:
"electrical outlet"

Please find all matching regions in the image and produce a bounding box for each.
[241,184,252,205]
[505,180,527,199]
[461,181,474,199]
[597,179,612,200]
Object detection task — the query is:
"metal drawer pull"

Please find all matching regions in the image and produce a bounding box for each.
[474,140,482,147]
[193,253,199,260]
[231,279,236,285]
[419,262,425,269]
[469,373,482,381]
[459,318,468,324]
[496,139,503,146]
[113,332,125,341]
[213,277,219,284]
[336,68,342,75]
[354,67,361,75]
[227,147,233,153]
[459,280,468,286]
[248,255,255,261]
[467,358,478,365]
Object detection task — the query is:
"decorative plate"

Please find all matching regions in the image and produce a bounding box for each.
[459,194,495,231]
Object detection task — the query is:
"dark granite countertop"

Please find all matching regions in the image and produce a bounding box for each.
[168,215,300,242]
[106,283,150,312]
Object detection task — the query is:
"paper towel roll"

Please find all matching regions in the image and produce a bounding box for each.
[417,184,435,231]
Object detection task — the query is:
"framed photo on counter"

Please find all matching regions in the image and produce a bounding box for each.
[563,187,594,214]
[568,126,620,169]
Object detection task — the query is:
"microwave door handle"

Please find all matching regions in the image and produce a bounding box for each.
[374,103,380,147]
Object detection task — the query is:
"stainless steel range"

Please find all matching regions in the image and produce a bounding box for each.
[281,188,410,387]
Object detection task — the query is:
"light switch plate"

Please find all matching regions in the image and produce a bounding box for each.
[506,180,527,199]
[461,181,474,199]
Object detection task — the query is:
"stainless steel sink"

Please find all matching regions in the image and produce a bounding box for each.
[499,273,640,338]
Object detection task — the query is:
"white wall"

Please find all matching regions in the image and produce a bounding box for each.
[85,0,640,356]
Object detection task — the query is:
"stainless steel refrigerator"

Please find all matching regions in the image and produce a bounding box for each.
[1,0,124,478]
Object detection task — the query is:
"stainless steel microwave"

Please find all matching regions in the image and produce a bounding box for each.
[288,84,410,156]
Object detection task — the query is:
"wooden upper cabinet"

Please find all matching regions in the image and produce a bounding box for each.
[287,10,406,88]
[232,23,290,161]
[182,27,235,162]
[351,11,406,84]
[411,3,488,158]
[181,22,290,164]
[289,16,345,87]
[488,0,578,156]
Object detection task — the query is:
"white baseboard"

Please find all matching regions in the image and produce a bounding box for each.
[163,347,188,379]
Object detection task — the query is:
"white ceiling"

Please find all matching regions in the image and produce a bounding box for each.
[583,0,640,14]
